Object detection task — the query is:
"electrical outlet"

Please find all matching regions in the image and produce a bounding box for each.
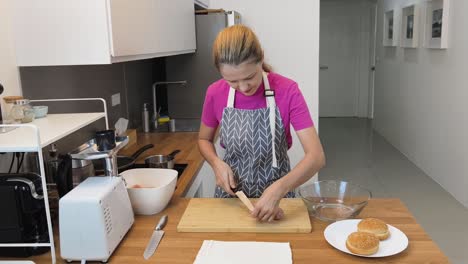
[111,93,121,106]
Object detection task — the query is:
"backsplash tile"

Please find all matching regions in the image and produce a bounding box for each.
[20,58,166,129]
[124,58,166,129]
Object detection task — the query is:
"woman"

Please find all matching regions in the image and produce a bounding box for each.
[198,25,325,222]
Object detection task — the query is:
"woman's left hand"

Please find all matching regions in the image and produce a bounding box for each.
[251,183,286,222]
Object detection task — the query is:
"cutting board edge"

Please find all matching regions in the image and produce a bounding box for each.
[176,227,312,233]
[177,224,312,233]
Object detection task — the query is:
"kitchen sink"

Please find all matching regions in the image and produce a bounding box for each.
[153,118,200,132]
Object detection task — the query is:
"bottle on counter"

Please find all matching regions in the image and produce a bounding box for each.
[46,144,59,183]
[169,119,176,132]
[142,103,150,133]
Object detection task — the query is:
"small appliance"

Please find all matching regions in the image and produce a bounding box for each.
[0,173,50,257]
[59,134,134,263]
[59,176,134,263]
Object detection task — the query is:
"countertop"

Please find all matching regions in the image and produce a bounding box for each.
[0,113,106,152]
[22,132,449,263]
[28,198,449,263]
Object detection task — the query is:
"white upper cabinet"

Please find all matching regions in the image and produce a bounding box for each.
[13,0,196,66]
[194,0,209,9]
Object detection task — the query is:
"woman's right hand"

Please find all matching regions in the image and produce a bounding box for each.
[213,158,236,196]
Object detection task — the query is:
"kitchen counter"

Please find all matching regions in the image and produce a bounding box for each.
[20,132,449,263]
[0,113,106,152]
[118,132,205,197]
[27,198,449,263]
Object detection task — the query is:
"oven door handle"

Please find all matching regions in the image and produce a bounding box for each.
[7,177,44,200]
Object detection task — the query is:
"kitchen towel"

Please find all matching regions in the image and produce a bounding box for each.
[193,240,292,264]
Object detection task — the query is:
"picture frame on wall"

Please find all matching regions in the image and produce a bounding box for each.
[383,9,398,47]
[424,0,450,49]
[401,4,419,48]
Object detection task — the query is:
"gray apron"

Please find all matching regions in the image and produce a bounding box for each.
[215,72,295,198]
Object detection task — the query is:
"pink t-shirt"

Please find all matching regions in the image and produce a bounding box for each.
[201,72,314,148]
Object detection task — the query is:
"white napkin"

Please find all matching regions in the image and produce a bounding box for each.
[193,240,292,264]
[114,118,128,136]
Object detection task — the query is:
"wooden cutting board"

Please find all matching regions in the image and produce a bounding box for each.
[177,198,312,233]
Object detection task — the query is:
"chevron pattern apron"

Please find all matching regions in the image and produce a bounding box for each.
[215,72,295,198]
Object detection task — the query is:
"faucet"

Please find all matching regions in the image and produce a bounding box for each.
[152,81,187,129]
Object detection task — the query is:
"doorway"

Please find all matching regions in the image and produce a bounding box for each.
[319,0,377,118]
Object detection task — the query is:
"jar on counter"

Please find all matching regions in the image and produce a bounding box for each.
[2,96,23,123]
[8,99,35,123]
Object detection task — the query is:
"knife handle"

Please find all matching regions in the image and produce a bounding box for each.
[156,215,168,230]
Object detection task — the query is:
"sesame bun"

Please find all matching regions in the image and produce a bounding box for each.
[358,218,390,240]
[346,232,379,255]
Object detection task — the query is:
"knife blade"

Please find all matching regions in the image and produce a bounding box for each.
[143,215,168,260]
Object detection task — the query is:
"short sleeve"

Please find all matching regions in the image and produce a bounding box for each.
[289,83,314,131]
[201,86,219,128]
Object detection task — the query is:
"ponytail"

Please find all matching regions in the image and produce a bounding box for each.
[213,25,269,70]
[262,62,273,72]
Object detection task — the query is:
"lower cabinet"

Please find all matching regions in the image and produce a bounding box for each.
[186,137,223,198]
[186,161,216,198]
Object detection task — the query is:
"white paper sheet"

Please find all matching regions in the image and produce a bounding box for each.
[193,240,292,264]
[0,262,36,264]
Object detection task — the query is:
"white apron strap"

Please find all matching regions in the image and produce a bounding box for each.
[226,72,278,168]
[227,87,236,108]
[263,72,278,168]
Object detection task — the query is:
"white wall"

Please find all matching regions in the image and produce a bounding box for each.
[374,0,468,207]
[209,1,320,171]
[320,0,375,118]
[0,0,21,172]
[0,0,22,116]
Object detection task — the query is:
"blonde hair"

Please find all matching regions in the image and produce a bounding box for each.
[213,24,272,72]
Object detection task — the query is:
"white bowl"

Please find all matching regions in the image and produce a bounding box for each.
[120,168,177,215]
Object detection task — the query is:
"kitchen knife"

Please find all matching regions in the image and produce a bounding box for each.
[235,191,254,212]
[143,215,168,260]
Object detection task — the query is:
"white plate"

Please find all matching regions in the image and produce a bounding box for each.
[324,219,409,257]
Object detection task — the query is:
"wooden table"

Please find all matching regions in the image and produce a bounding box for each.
[29,198,449,263]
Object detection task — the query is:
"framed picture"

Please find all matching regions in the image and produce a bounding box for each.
[383,10,398,47]
[424,0,451,49]
[401,4,420,48]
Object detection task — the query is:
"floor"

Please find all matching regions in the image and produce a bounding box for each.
[318,117,468,264]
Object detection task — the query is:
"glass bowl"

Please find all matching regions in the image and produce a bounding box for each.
[33,105,48,118]
[298,180,372,222]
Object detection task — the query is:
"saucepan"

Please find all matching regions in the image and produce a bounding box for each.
[144,150,180,169]
[93,144,154,174]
